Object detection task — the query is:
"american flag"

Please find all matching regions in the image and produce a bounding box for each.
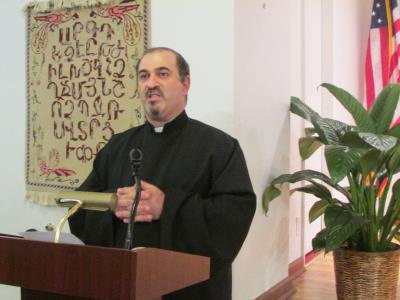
[365,0,400,109]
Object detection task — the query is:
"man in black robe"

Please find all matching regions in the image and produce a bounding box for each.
[69,47,256,299]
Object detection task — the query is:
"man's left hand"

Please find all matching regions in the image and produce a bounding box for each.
[115,180,165,223]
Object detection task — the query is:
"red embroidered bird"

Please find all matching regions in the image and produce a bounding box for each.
[103,4,139,22]
[32,12,78,54]
[92,4,141,45]
[34,13,66,26]
[39,161,76,177]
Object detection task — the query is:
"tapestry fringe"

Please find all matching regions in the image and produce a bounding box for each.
[25,189,59,206]
[25,0,115,13]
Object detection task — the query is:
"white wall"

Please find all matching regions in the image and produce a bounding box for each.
[0,1,236,299]
[301,0,326,256]
[234,0,291,298]
[289,0,305,262]
[331,0,372,117]
[151,0,235,134]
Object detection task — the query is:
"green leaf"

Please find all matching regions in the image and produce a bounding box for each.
[369,84,400,134]
[388,145,400,174]
[386,178,400,213]
[309,199,330,223]
[342,131,371,149]
[388,179,400,209]
[299,137,323,160]
[312,229,327,251]
[291,182,333,203]
[379,180,400,248]
[271,170,351,200]
[325,119,356,139]
[386,181,400,223]
[311,116,341,145]
[358,133,397,151]
[321,83,376,132]
[391,178,400,195]
[324,205,366,252]
[305,127,318,136]
[325,145,363,183]
[342,131,397,152]
[359,149,383,176]
[262,185,281,214]
[310,117,354,146]
[387,123,400,139]
[290,96,319,122]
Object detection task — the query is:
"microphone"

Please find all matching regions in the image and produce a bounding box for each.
[130,148,142,178]
[124,148,143,249]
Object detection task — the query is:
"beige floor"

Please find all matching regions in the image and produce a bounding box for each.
[289,253,400,300]
[289,253,337,300]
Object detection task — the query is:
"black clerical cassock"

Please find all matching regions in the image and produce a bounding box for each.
[69,111,256,300]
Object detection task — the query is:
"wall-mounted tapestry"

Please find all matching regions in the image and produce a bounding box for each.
[25,0,149,204]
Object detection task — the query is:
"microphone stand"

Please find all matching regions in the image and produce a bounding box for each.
[124,148,143,250]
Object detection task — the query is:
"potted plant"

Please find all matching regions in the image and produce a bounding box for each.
[263,83,400,299]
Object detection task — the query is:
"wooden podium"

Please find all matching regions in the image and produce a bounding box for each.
[0,235,210,300]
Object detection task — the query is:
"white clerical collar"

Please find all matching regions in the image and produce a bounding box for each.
[154,126,164,133]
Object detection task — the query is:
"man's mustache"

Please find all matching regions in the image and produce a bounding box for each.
[145,88,163,98]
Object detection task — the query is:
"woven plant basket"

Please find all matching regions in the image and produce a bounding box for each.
[333,247,400,300]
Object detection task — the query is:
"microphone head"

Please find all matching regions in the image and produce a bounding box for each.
[129,148,142,176]
[129,148,143,162]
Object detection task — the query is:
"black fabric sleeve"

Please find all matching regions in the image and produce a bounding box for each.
[159,140,256,273]
[68,141,112,243]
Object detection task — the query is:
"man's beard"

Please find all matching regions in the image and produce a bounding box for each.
[149,106,161,117]
[144,104,161,119]
[143,88,163,118]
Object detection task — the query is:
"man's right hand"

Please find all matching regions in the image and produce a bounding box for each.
[114,185,152,223]
[113,181,165,223]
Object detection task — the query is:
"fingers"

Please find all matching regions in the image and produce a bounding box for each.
[121,215,152,223]
[134,214,152,222]
[114,199,132,218]
[117,186,134,198]
[140,180,151,189]
[114,182,163,223]
[116,200,152,223]
[121,214,152,223]
[116,186,150,201]
[136,201,151,217]
[114,186,134,220]
[133,200,152,222]
[115,204,135,220]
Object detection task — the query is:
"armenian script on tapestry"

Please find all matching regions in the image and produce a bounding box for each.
[26,0,149,203]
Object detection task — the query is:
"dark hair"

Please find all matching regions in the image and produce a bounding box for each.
[135,47,190,83]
